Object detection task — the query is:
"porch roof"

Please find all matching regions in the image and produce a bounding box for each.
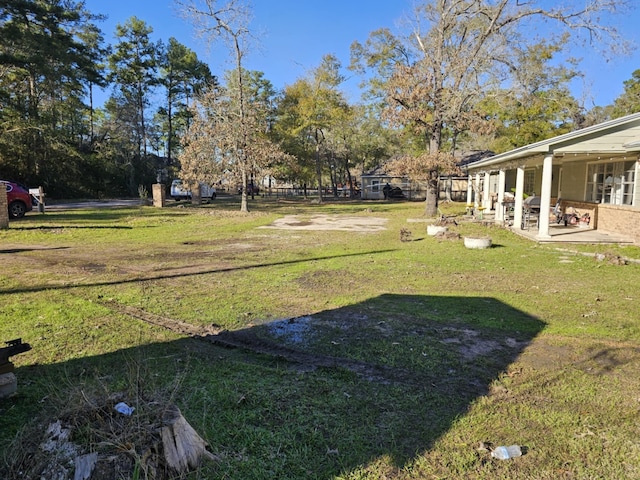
[467,112,640,172]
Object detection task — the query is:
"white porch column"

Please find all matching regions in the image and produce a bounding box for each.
[483,171,491,210]
[466,175,473,205]
[496,169,506,224]
[514,165,525,229]
[537,154,553,239]
[474,173,481,208]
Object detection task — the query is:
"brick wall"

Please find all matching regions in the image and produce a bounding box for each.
[559,200,599,228]
[597,204,640,244]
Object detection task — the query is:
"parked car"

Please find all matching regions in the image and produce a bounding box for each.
[2,180,33,219]
[170,179,216,201]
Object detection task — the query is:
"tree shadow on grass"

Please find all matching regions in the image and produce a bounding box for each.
[1,294,544,479]
[0,246,71,254]
[16,208,190,225]
[0,250,397,296]
[10,225,136,230]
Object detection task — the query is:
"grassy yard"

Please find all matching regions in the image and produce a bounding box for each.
[1,196,639,479]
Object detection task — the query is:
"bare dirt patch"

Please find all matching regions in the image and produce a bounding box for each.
[101,302,525,390]
[259,214,388,232]
[517,335,640,376]
[102,301,422,384]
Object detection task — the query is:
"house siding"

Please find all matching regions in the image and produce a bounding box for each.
[558,200,599,228]
[559,162,587,201]
[361,177,384,200]
[529,166,561,197]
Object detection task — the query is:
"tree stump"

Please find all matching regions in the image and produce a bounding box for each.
[161,405,216,473]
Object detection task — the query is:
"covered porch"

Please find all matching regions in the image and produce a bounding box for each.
[465,113,640,245]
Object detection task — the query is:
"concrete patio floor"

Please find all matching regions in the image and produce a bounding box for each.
[512,223,636,244]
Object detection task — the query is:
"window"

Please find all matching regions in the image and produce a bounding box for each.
[586,161,636,205]
[371,180,379,192]
[524,170,535,196]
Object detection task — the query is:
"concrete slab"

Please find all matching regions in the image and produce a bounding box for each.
[512,224,636,245]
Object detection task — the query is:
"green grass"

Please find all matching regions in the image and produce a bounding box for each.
[1,196,639,479]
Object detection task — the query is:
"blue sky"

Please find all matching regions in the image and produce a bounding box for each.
[84,0,640,108]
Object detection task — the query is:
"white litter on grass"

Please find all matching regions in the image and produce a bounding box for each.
[40,421,73,454]
[114,402,135,416]
[268,316,313,344]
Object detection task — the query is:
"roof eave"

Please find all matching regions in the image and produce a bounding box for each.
[466,112,640,171]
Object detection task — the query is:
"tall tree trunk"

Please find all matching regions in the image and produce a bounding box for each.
[425,125,443,216]
[28,71,40,175]
[315,129,323,203]
[89,83,95,142]
[330,153,338,197]
[233,35,249,213]
[240,168,248,212]
[128,159,136,196]
[167,88,173,167]
[192,183,202,205]
[345,158,353,198]
[425,170,439,217]
[138,83,147,158]
[315,143,323,203]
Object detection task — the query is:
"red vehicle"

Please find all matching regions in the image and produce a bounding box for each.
[2,180,33,219]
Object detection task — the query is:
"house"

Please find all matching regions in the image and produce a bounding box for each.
[465,112,640,243]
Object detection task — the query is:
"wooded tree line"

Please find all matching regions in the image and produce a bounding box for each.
[0,0,635,203]
[0,0,214,197]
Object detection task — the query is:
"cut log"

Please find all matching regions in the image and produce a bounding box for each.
[161,405,217,473]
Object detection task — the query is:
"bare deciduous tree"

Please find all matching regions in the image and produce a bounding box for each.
[176,0,257,211]
[180,83,290,209]
[352,0,631,216]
